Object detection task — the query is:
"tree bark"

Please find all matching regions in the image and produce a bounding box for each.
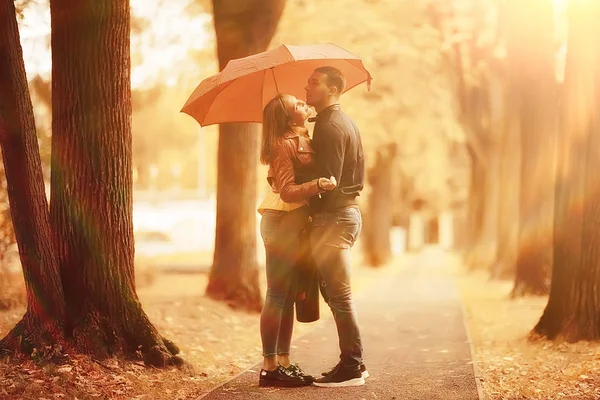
[364,143,396,267]
[49,0,179,366]
[206,0,285,311]
[533,2,600,341]
[0,157,15,270]
[0,0,66,358]
[510,0,555,297]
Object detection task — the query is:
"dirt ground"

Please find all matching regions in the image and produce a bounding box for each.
[3,254,599,399]
[456,269,600,400]
[0,272,253,399]
[0,255,390,400]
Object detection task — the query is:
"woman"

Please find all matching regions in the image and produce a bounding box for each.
[257,94,336,387]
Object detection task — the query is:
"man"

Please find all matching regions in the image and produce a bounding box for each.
[304,66,368,387]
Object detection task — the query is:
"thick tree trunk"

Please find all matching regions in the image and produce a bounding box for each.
[510,1,555,297]
[533,3,600,341]
[49,0,179,366]
[207,0,285,311]
[364,144,396,267]
[0,158,15,269]
[0,0,66,358]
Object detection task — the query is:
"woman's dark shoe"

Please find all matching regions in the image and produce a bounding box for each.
[284,363,315,384]
[258,365,307,387]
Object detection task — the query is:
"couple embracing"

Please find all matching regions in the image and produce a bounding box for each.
[257,66,367,388]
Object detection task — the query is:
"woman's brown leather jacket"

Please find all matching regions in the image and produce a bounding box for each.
[267,126,324,203]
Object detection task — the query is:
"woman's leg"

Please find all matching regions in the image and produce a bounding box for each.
[260,208,308,371]
[276,273,297,367]
[275,208,310,367]
[260,211,296,371]
[260,249,291,370]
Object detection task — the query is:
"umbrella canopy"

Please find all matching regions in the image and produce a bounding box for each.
[181,43,372,127]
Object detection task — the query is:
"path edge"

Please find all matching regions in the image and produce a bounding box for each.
[457,280,485,400]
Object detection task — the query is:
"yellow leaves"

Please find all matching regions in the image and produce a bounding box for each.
[458,271,600,400]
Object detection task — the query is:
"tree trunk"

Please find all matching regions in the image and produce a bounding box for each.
[451,39,498,270]
[49,0,179,366]
[510,0,555,297]
[0,0,66,358]
[364,143,396,267]
[476,74,504,268]
[0,157,15,270]
[206,0,285,311]
[464,148,485,265]
[533,2,600,341]
[490,86,520,280]
[489,3,523,280]
[463,84,496,271]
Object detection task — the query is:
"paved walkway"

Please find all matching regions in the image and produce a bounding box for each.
[198,248,482,400]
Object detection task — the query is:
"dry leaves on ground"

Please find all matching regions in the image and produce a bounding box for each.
[0,272,267,400]
[457,270,600,400]
[0,261,387,400]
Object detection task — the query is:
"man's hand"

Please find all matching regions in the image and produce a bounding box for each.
[318,177,337,191]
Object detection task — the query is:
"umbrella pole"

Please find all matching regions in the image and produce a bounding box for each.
[271,68,280,94]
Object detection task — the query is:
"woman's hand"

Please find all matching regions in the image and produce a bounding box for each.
[318,176,337,191]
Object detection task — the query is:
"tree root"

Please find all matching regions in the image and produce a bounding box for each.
[0,313,67,363]
[1,310,184,368]
[68,310,184,368]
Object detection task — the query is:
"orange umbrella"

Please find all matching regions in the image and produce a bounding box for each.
[181,43,372,127]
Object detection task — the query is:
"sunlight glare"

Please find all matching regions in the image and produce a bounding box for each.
[18,0,213,89]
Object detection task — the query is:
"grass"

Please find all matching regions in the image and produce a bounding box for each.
[456,269,600,400]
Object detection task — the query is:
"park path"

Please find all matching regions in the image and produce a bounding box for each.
[197,248,482,400]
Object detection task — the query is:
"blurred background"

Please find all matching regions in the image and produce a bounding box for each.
[1,0,569,282]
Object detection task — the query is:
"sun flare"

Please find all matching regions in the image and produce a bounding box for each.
[17,0,214,89]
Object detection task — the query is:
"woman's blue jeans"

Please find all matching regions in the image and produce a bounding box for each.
[260,207,309,357]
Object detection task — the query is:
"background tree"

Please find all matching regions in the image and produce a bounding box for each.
[363,143,396,266]
[48,0,179,365]
[509,0,556,297]
[426,0,504,271]
[533,1,600,341]
[0,0,65,357]
[276,0,468,265]
[206,0,285,311]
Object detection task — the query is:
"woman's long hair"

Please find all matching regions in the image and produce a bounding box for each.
[260,94,290,165]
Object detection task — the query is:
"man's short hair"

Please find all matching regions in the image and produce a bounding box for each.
[315,66,346,95]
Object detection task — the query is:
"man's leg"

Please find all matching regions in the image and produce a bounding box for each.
[311,207,364,386]
[317,242,362,367]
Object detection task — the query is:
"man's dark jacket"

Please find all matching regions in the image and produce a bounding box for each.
[301,104,365,212]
